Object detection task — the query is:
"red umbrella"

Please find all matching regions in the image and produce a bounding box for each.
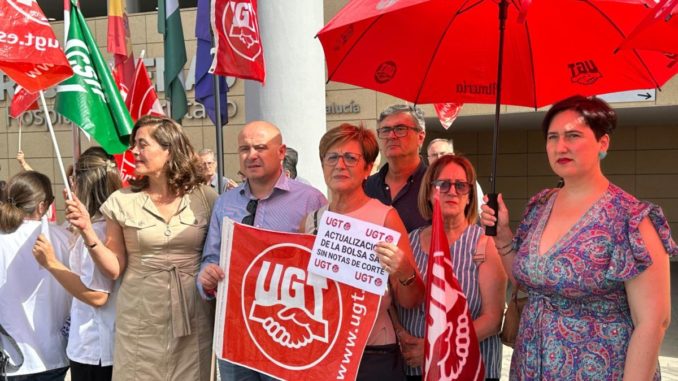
[618,0,678,54]
[317,0,678,235]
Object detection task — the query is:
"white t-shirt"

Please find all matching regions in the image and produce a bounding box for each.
[66,220,118,366]
[0,219,71,376]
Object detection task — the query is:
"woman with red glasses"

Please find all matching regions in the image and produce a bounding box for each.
[301,123,425,381]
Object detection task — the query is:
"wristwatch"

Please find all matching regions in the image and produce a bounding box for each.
[399,272,417,286]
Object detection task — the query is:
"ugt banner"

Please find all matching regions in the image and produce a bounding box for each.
[214,220,381,381]
[210,0,266,82]
[0,0,73,93]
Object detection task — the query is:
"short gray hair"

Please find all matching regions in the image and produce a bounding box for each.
[378,104,426,131]
[198,148,215,158]
[426,138,454,153]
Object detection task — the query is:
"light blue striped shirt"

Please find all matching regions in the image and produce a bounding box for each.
[198,173,327,299]
[397,224,502,378]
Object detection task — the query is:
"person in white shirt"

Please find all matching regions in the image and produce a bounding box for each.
[32,148,122,381]
[0,171,71,381]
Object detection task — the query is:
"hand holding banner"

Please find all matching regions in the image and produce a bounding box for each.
[308,210,400,295]
[214,220,381,381]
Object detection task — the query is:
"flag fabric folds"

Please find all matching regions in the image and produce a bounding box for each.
[433,103,464,130]
[0,0,73,93]
[195,0,228,126]
[211,0,266,83]
[424,193,485,381]
[128,58,165,122]
[158,0,188,121]
[56,0,133,155]
[108,0,135,96]
[10,85,39,119]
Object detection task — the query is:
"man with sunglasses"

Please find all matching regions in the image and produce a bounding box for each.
[197,120,326,381]
[365,104,429,232]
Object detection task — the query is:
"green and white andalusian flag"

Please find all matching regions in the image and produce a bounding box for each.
[158,0,188,121]
[56,0,133,155]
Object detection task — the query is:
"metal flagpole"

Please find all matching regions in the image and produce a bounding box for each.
[210,24,227,194]
[213,70,226,194]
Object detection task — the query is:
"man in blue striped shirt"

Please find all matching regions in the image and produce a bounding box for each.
[197,120,327,381]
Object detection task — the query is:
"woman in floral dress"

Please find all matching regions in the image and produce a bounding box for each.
[481,95,676,380]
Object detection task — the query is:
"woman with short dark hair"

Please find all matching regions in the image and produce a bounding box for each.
[65,116,218,381]
[482,95,677,380]
[302,123,424,381]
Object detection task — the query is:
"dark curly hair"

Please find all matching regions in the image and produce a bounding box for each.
[128,115,206,195]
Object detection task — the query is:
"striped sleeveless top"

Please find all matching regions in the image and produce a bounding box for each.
[397,224,502,378]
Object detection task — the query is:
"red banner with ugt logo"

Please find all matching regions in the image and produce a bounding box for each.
[214,220,381,381]
[210,0,265,83]
[0,0,73,93]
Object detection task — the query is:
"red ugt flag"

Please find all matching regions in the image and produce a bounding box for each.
[113,58,165,187]
[9,84,39,118]
[127,58,165,122]
[424,194,484,381]
[0,0,73,93]
[211,0,266,83]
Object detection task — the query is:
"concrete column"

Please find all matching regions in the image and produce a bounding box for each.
[245,0,327,192]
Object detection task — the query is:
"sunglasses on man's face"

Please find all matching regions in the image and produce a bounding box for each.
[431,179,472,195]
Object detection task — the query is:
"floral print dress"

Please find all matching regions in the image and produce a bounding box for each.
[510,184,677,380]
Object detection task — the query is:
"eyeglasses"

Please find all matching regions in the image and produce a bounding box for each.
[241,199,258,226]
[323,152,362,167]
[431,179,473,195]
[376,125,420,139]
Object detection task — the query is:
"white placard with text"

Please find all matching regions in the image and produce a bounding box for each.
[307,210,400,295]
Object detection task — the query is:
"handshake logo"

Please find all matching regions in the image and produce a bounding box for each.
[224,0,262,62]
[243,244,342,369]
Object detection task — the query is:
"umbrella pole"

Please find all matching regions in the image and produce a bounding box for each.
[39,90,73,201]
[486,0,509,237]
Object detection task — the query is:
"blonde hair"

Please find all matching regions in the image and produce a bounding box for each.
[73,147,123,218]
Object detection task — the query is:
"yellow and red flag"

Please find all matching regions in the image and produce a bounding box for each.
[108,0,135,95]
